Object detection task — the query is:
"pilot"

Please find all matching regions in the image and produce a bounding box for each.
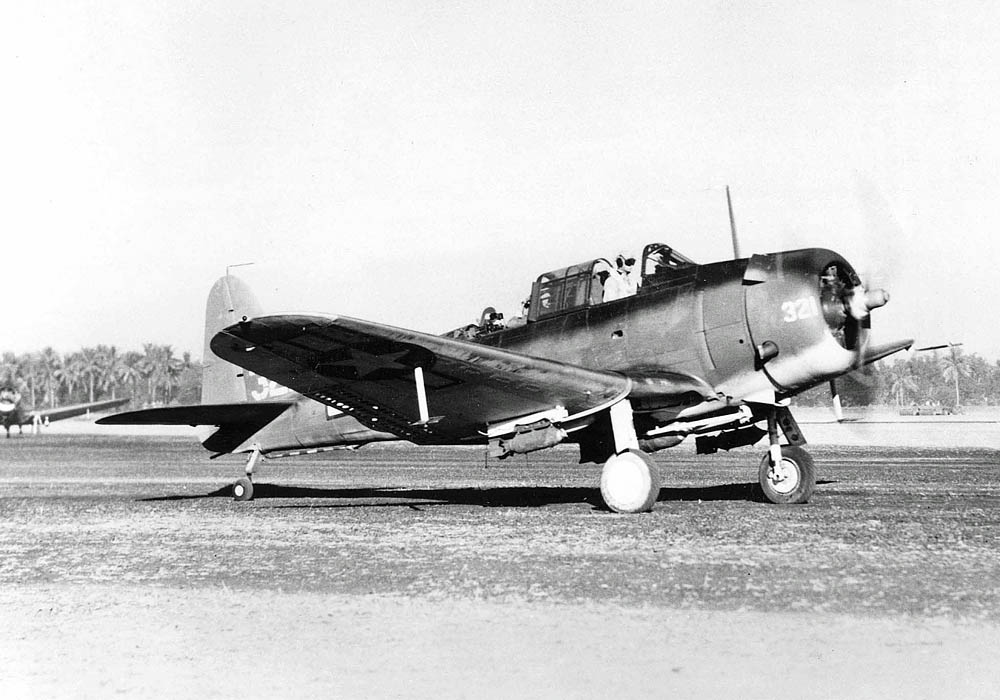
[615,253,639,296]
[594,260,626,302]
[485,311,505,333]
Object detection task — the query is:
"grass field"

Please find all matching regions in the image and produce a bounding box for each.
[2,436,999,698]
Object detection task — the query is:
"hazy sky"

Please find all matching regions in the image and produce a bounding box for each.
[5,1,999,360]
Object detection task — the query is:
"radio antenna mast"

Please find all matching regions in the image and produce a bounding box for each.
[726,185,741,259]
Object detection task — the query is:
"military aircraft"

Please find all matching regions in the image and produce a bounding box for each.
[1,387,128,438]
[100,240,911,513]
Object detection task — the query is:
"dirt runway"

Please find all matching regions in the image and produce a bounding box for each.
[2,436,999,698]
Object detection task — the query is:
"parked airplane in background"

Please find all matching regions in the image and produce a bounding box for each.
[101,238,911,513]
[1,388,128,438]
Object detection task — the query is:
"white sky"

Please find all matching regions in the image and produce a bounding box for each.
[4,1,999,359]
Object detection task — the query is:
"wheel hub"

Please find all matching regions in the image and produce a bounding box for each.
[767,459,800,494]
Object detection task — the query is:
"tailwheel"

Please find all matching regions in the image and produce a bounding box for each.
[600,449,661,514]
[232,476,254,502]
[757,445,815,504]
[233,445,261,502]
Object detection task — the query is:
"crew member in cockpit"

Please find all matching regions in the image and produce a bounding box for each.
[616,253,639,296]
[595,260,625,302]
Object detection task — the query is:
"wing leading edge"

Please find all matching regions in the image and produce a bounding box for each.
[211,313,633,444]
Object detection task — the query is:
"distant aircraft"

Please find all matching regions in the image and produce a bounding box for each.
[101,239,911,513]
[1,387,128,438]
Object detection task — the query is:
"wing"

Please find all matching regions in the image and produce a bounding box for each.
[30,397,131,424]
[210,314,632,444]
[860,338,914,366]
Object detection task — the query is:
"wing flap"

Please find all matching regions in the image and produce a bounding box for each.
[211,314,631,443]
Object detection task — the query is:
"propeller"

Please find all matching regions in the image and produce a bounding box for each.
[821,175,910,420]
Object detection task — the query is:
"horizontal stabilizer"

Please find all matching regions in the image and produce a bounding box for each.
[97,402,293,426]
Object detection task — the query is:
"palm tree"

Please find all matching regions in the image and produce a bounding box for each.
[138,344,186,405]
[0,352,17,386]
[938,344,968,409]
[55,352,82,405]
[76,346,103,403]
[38,347,61,408]
[885,360,919,407]
[98,345,125,400]
[22,352,42,408]
[138,343,161,405]
[157,345,185,404]
[117,351,144,405]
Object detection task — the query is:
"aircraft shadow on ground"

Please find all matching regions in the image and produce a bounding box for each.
[139,480,836,509]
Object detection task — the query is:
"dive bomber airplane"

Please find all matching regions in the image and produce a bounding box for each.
[2,388,128,438]
[100,242,911,513]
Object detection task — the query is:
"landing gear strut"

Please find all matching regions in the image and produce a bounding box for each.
[599,400,661,513]
[232,444,262,501]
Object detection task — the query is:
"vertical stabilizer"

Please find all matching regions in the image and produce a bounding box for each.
[202,276,264,404]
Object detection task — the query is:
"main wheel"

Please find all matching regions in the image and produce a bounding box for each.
[232,476,254,502]
[600,449,661,513]
[757,446,815,504]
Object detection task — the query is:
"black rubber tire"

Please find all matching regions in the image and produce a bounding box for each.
[757,446,815,504]
[232,476,254,502]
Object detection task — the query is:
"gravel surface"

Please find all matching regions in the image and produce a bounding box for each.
[2,435,999,698]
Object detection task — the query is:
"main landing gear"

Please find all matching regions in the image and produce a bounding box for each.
[600,449,661,514]
[598,401,661,514]
[756,409,815,504]
[597,403,815,511]
[758,445,815,504]
[232,445,262,501]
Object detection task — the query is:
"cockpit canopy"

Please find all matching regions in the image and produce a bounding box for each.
[527,243,697,322]
[528,259,612,322]
[640,243,696,281]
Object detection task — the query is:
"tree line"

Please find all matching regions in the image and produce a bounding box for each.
[0,345,201,409]
[794,347,1000,408]
[4,343,999,411]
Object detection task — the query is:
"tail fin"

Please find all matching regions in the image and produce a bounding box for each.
[202,275,264,405]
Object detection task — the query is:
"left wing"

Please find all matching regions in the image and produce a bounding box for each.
[211,314,632,444]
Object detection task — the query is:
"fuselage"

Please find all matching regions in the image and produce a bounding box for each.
[482,248,862,409]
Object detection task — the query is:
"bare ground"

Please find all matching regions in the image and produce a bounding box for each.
[2,435,1000,698]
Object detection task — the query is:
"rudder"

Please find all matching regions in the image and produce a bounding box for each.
[202,275,264,404]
